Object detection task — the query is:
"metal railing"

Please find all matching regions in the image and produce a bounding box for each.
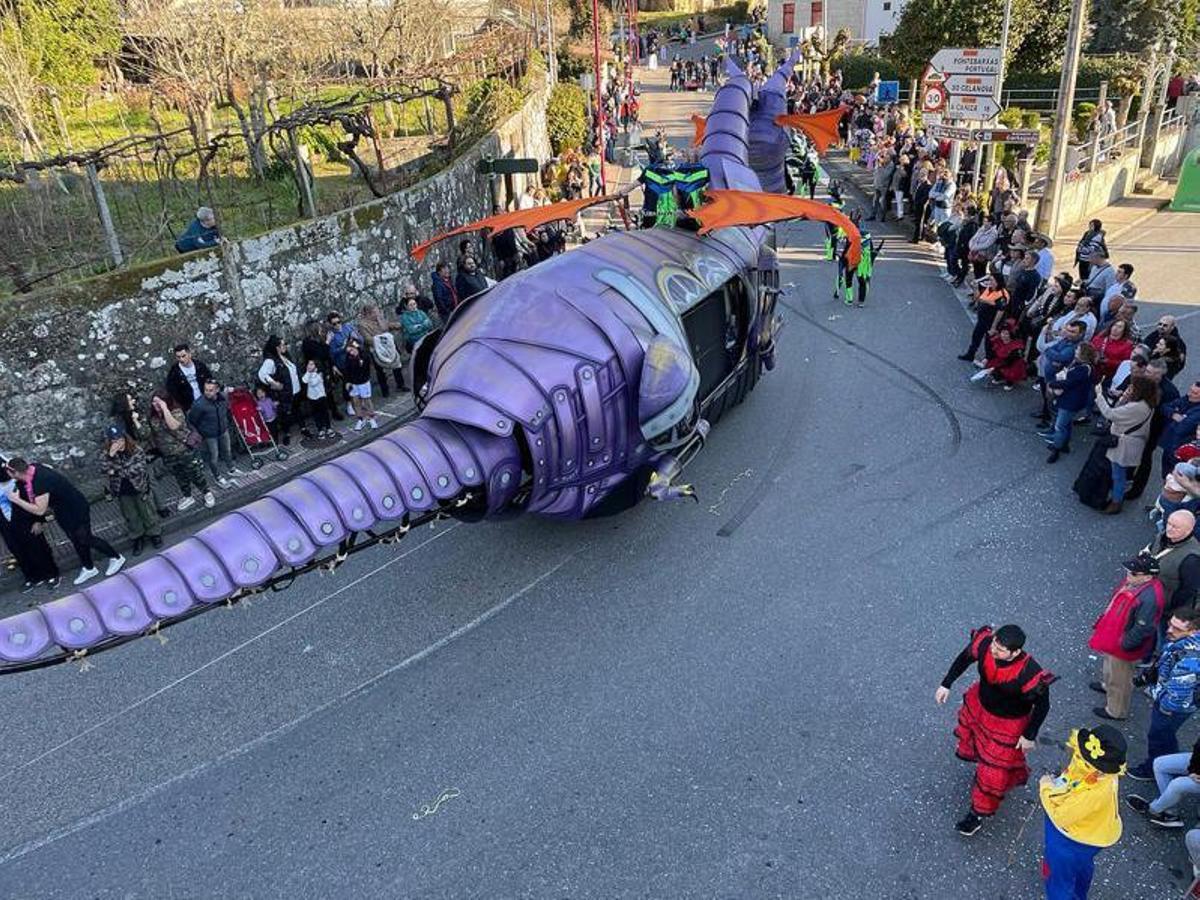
[1073,119,1140,172]
[1162,109,1187,131]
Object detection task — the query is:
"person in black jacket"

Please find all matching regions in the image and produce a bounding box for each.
[454,255,490,302]
[1008,251,1044,322]
[950,206,980,287]
[910,168,934,243]
[164,343,213,412]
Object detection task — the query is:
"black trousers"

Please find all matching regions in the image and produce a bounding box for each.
[0,516,58,582]
[966,304,1000,357]
[1126,417,1165,500]
[64,518,119,570]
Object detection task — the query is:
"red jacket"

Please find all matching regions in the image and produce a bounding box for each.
[1091,334,1134,381]
[985,334,1026,384]
[1089,578,1164,661]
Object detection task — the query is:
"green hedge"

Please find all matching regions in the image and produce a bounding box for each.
[835,51,902,92]
[1005,56,1134,92]
[547,82,589,154]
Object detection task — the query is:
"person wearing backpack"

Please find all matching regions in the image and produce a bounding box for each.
[356,303,406,397]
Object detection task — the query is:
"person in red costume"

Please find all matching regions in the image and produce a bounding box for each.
[936,624,1055,836]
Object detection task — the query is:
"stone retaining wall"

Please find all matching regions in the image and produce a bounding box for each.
[0,79,551,469]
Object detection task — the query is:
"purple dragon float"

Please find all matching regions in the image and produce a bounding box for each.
[0,53,858,674]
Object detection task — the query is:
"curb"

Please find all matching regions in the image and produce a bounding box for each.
[0,403,419,610]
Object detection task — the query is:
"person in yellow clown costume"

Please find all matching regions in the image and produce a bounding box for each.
[1039,725,1126,900]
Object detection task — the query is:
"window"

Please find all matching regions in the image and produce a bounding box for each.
[810,1,823,27]
[782,2,795,32]
[883,1,891,8]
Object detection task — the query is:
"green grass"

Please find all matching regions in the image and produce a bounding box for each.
[637,3,750,34]
[1,77,526,296]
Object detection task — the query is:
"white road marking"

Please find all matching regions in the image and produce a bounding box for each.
[0,522,462,785]
[0,549,574,868]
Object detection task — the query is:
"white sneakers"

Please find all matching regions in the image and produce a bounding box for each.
[216,476,232,488]
[177,496,196,511]
[353,420,366,431]
[368,418,379,430]
[73,554,125,586]
[203,491,216,508]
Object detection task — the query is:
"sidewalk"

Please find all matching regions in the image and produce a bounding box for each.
[1054,180,1175,244]
[1,391,417,613]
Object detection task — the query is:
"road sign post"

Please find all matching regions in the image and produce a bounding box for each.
[923,46,1004,182]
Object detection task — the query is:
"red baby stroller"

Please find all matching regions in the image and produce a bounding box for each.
[227,388,288,468]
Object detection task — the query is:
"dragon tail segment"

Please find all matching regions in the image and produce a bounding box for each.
[0,420,521,673]
[699,58,755,191]
[748,51,801,194]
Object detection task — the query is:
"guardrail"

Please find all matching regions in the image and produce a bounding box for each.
[1073,119,1140,172]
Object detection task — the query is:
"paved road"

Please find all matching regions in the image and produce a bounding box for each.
[2,55,1197,900]
[1108,208,1200,309]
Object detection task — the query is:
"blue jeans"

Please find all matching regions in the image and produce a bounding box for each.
[1150,752,1200,813]
[1111,462,1129,502]
[1050,407,1075,450]
[1147,703,1191,765]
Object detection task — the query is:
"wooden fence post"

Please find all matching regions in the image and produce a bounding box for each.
[85,163,124,268]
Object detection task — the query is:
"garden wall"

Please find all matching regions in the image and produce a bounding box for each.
[0,79,551,469]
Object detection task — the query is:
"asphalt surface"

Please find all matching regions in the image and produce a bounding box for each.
[2,212,1196,899]
[4,55,1199,900]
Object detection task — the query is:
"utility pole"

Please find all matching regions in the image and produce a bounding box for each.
[1035,0,1088,238]
[591,0,607,193]
[981,0,1012,193]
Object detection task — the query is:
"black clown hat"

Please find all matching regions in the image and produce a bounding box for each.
[1077,725,1127,774]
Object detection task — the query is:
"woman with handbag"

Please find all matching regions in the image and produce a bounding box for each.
[257,336,301,445]
[1089,376,1158,514]
[150,390,214,509]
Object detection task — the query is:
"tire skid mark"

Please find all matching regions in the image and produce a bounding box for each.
[783,299,963,454]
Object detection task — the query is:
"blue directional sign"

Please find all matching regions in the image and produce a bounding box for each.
[876,80,900,103]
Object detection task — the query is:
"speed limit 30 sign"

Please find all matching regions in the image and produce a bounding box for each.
[922,83,947,113]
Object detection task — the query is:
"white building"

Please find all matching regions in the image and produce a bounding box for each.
[765,0,908,50]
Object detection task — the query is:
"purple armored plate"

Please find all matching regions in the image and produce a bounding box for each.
[300,467,377,532]
[363,437,437,515]
[161,538,235,604]
[327,448,406,521]
[193,512,280,588]
[39,593,107,650]
[122,555,198,618]
[82,574,154,636]
[0,609,53,663]
[408,419,486,486]
[238,497,318,567]
[268,479,347,546]
[384,425,461,500]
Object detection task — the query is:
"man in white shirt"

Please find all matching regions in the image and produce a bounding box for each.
[1033,234,1055,281]
[1098,264,1136,320]
[1052,295,1099,341]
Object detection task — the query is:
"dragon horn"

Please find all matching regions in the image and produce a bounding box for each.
[747,52,803,193]
[0,420,522,673]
